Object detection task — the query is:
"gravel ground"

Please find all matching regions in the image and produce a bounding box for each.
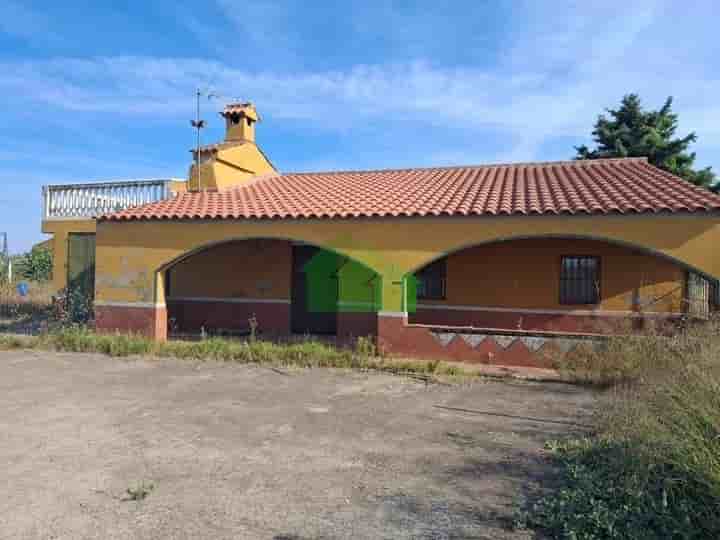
[0,351,596,539]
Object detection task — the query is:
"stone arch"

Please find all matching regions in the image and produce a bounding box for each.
[156,235,381,277]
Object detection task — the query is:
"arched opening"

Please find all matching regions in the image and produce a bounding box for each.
[159,237,382,339]
[404,235,718,334]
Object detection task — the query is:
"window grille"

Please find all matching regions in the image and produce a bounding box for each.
[687,271,710,319]
[560,256,600,305]
[416,258,447,300]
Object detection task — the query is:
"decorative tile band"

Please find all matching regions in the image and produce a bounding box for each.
[428,329,600,356]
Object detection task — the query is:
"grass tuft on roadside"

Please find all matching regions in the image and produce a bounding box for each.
[0,326,471,379]
[124,480,155,502]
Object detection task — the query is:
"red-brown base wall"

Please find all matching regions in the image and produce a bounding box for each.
[94,307,635,369]
[379,314,582,368]
[336,312,379,342]
[167,300,291,335]
[95,305,167,341]
[408,308,679,334]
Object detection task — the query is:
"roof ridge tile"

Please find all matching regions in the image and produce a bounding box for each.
[279,156,650,176]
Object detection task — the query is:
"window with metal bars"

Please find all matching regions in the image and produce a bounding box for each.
[687,271,711,318]
[560,256,600,305]
[416,257,447,300]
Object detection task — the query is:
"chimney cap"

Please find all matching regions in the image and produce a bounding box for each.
[220,102,260,122]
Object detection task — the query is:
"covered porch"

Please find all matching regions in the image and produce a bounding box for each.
[407,236,716,333]
[93,212,720,367]
[162,238,381,341]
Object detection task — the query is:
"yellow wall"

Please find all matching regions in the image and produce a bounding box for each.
[421,238,684,313]
[225,116,256,143]
[187,142,276,191]
[222,104,259,143]
[169,180,188,193]
[94,214,720,312]
[168,239,291,299]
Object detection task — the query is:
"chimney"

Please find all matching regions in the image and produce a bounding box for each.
[220,102,259,143]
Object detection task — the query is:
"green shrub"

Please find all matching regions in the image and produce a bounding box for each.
[523,437,720,539]
[13,247,53,282]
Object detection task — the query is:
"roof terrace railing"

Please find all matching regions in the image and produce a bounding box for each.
[42,179,175,220]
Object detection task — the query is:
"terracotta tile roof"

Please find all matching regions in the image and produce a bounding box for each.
[100,158,720,222]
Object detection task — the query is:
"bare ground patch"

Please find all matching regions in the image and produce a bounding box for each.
[0,351,595,539]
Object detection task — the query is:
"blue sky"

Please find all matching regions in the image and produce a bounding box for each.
[1,0,719,252]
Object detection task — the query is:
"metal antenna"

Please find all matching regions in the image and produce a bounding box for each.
[190,89,207,191]
[190,89,223,191]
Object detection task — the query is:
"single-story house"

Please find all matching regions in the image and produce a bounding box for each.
[41,103,720,366]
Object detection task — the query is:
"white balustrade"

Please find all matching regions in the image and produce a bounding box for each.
[42,179,175,219]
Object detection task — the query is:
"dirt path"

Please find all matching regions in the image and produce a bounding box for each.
[0,351,595,539]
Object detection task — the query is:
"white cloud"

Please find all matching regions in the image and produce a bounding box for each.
[3,0,720,252]
[2,53,716,144]
[0,0,717,168]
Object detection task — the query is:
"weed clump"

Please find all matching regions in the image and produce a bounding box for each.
[521,317,720,539]
[124,481,154,502]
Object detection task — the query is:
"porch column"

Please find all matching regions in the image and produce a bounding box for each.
[95,269,167,340]
[376,311,411,355]
[95,302,168,341]
[374,271,410,355]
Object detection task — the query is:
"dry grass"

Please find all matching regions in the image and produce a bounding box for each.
[0,326,471,380]
[523,316,720,539]
[0,281,54,333]
[598,319,720,500]
[0,280,53,316]
[556,318,718,387]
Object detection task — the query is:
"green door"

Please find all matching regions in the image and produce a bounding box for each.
[67,233,95,321]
